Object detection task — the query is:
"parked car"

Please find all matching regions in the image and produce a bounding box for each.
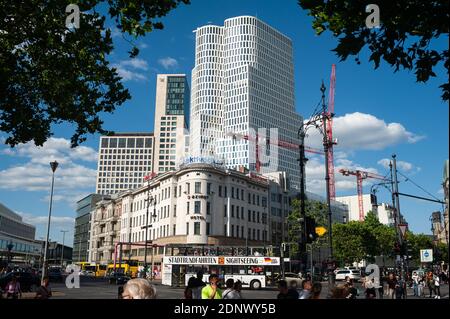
[335,269,361,281]
[48,268,64,282]
[0,271,41,292]
[107,272,130,285]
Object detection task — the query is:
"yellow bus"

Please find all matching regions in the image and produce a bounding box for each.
[75,262,108,277]
[106,261,139,278]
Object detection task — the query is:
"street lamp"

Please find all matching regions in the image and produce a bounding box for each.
[60,230,68,267]
[42,160,58,282]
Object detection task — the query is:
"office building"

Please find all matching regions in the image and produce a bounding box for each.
[153,74,190,173]
[0,203,41,266]
[189,16,303,189]
[96,133,155,195]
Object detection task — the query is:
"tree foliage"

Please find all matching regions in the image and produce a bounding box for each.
[0,0,190,147]
[299,0,449,101]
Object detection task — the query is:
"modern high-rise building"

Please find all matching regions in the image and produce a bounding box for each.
[189,16,303,189]
[95,133,155,195]
[153,74,190,173]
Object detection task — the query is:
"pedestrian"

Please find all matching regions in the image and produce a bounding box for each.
[345,280,358,299]
[121,278,156,299]
[412,271,419,296]
[222,278,241,299]
[191,271,206,299]
[395,276,405,299]
[298,279,312,299]
[184,277,196,299]
[330,284,350,299]
[417,275,424,297]
[310,282,322,299]
[426,271,434,298]
[363,275,376,299]
[434,272,441,299]
[386,273,397,299]
[5,276,21,299]
[277,280,299,299]
[233,280,243,299]
[201,274,222,299]
[35,276,52,299]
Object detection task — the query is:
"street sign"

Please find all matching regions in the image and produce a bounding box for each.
[399,224,408,238]
[420,249,433,263]
[315,226,327,237]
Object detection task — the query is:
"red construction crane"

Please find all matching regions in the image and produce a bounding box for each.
[325,64,337,200]
[227,132,324,173]
[339,169,389,221]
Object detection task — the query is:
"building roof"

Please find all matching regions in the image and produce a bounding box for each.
[101,132,154,137]
[0,202,22,222]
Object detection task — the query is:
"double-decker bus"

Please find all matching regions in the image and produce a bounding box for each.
[162,253,280,290]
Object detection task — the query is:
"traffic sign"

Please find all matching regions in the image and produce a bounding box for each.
[315,226,327,237]
[420,249,433,263]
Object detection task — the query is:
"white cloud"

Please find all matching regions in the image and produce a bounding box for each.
[377,158,415,172]
[305,154,385,195]
[18,212,75,226]
[0,137,97,192]
[120,58,148,71]
[114,66,147,82]
[306,112,424,150]
[138,43,149,49]
[158,57,178,69]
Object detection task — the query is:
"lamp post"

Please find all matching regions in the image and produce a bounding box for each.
[60,230,68,267]
[42,160,58,282]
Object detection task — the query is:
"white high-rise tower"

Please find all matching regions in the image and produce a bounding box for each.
[190,16,303,188]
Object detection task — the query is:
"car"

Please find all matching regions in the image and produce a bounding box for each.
[107,272,131,285]
[284,272,303,288]
[0,271,41,292]
[48,268,64,282]
[335,269,361,281]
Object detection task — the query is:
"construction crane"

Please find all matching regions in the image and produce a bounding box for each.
[226,132,324,173]
[339,169,389,221]
[325,64,337,200]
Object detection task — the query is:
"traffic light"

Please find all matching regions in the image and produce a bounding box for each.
[305,216,318,243]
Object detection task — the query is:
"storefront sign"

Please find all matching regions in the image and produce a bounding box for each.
[163,256,280,266]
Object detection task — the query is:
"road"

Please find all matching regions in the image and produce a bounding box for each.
[42,277,448,299]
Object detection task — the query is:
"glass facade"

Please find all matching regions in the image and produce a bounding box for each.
[166,76,190,118]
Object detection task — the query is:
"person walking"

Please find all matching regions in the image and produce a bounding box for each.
[35,276,52,299]
[412,271,419,296]
[222,278,241,299]
[434,272,441,299]
[386,273,397,299]
[417,275,425,297]
[298,279,312,299]
[201,274,222,299]
[363,275,376,299]
[310,282,322,299]
[191,271,206,299]
[5,276,21,299]
[426,271,434,298]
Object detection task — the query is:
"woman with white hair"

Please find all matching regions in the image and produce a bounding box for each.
[121,278,156,299]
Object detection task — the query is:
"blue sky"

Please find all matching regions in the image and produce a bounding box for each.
[0,0,448,246]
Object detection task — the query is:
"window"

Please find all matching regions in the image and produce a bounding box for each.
[231,187,234,198]
[174,187,177,198]
[186,183,190,194]
[186,202,190,215]
[173,224,176,236]
[174,205,177,217]
[218,185,222,197]
[194,201,201,214]
[253,229,256,240]
[207,183,212,195]
[241,189,244,201]
[224,205,227,217]
[195,182,201,194]
[257,229,260,240]
[248,210,251,222]
[257,212,260,223]
[186,222,189,235]
[224,186,228,197]
[236,188,239,200]
[207,202,211,215]
[206,223,210,235]
[252,211,256,222]
[231,225,234,237]
[248,193,251,204]
[224,225,227,237]
[241,207,244,219]
[194,222,201,235]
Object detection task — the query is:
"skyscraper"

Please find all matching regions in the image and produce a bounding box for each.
[190,16,303,188]
[153,74,190,173]
[95,133,155,195]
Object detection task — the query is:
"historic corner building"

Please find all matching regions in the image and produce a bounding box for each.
[189,16,303,189]
[88,162,348,266]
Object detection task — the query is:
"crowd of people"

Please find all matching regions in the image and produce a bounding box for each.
[0,275,52,299]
